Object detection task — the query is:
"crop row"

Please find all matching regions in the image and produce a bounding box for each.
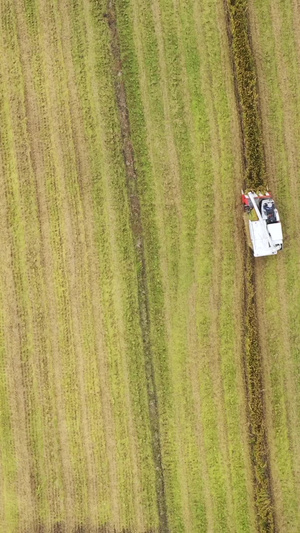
[226,0,266,189]
[226,0,277,530]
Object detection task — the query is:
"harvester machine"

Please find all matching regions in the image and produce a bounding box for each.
[242,190,283,257]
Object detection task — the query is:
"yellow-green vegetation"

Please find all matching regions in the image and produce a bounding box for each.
[226,0,266,189]
[226,1,275,530]
[228,0,300,531]
[248,0,300,530]
[243,250,275,532]
[0,0,299,532]
[115,0,255,530]
[249,209,258,221]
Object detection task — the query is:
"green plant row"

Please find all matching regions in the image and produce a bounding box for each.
[71,0,160,529]
[113,0,256,530]
[180,1,255,528]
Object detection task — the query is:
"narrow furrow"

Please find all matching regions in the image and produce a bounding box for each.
[106,2,169,531]
[224,1,276,531]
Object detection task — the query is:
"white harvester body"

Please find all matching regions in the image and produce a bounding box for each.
[242,191,283,257]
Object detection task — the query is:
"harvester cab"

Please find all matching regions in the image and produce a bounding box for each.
[242,190,283,257]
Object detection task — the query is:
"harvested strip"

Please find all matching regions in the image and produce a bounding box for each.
[79,0,152,527]
[106,2,169,531]
[224,1,276,531]
[128,2,190,528]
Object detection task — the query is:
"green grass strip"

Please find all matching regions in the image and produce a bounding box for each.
[71,1,159,528]
[0,287,19,530]
[106,3,170,530]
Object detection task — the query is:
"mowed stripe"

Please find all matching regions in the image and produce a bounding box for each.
[118,0,256,530]
[38,0,107,524]
[130,1,209,531]
[118,0,214,529]
[249,1,300,529]
[56,1,120,526]
[179,2,237,528]
[159,0,233,528]
[60,0,124,526]
[163,0,254,530]
[151,2,225,529]
[4,0,112,528]
[15,0,108,525]
[32,0,93,523]
[69,0,159,529]
[189,1,256,529]
[78,0,152,528]
[9,0,91,526]
[0,1,58,525]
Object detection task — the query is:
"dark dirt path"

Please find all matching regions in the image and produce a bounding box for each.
[105,2,169,532]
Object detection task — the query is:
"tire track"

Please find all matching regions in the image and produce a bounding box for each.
[106,2,169,531]
[223,1,276,531]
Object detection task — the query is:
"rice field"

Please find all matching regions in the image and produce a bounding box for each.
[0,0,299,531]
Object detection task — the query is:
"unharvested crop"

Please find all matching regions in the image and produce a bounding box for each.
[225,0,266,189]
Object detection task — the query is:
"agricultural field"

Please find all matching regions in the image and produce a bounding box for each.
[0,0,299,532]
